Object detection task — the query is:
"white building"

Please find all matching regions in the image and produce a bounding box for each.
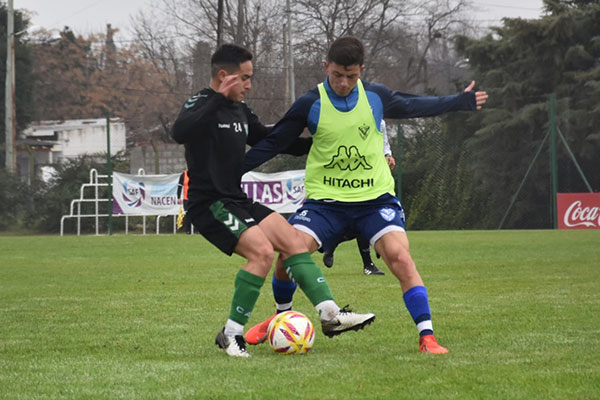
[18,118,126,182]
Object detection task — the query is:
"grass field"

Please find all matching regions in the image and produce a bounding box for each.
[1,230,599,399]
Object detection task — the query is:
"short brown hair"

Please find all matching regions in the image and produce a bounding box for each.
[327,36,364,66]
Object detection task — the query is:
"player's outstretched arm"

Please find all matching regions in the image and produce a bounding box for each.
[464,80,488,110]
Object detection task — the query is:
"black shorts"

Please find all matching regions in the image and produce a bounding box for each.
[187,197,274,255]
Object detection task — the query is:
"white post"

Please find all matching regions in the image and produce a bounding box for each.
[94,171,99,235]
[286,0,295,103]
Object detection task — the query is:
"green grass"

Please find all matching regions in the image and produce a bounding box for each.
[1,230,599,399]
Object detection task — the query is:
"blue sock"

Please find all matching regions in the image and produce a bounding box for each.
[272,276,297,312]
[403,286,434,337]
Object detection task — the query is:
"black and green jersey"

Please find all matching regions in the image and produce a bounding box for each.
[172,88,268,205]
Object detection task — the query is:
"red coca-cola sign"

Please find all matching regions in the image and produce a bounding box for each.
[557,193,600,229]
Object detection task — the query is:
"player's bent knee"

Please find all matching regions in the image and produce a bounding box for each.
[386,251,416,271]
[248,243,275,267]
[277,231,311,258]
[236,231,275,268]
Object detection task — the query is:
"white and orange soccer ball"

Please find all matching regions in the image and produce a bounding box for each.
[267,311,315,354]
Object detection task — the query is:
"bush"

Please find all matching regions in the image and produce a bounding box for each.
[0,170,41,232]
[0,153,128,234]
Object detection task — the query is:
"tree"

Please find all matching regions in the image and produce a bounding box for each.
[453,0,600,228]
[131,0,471,126]
[30,26,186,145]
[132,0,289,123]
[0,5,34,167]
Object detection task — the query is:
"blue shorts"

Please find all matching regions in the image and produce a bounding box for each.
[288,193,406,251]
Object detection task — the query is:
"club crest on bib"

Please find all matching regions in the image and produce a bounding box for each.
[358,124,370,140]
[379,207,396,221]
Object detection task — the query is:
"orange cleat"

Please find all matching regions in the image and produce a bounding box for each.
[419,334,448,354]
[244,313,277,345]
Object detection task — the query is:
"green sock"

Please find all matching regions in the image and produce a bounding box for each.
[283,252,333,306]
[228,269,265,325]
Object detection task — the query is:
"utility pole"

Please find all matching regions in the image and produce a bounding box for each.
[283,24,289,109]
[4,0,16,172]
[286,0,295,103]
[235,0,245,45]
[217,0,224,47]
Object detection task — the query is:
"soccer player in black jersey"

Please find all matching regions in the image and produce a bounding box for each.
[172,43,375,357]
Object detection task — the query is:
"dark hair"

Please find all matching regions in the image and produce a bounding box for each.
[210,43,253,77]
[327,36,364,66]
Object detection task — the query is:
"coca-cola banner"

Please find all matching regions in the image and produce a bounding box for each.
[557,193,600,229]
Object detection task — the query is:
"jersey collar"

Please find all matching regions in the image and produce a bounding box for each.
[324,77,360,112]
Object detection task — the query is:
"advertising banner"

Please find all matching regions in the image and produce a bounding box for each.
[557,193,600,229]
[241,169,306,213]
[112,170,306,216]
[113,172,181,216]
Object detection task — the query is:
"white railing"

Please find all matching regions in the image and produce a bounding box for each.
[60,168,178,236]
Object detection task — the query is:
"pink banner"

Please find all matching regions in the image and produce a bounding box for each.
[557,193,600,229]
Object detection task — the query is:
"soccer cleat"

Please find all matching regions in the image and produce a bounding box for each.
[215,328,250,357]
[323,251,334,268]
[419,334,448,354]
[321,305,375,338]
[244,313,277,345]
[363,262,385,275]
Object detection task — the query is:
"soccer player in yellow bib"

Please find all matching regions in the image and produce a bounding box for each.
[321,120,394,276]
[244,36,488,353]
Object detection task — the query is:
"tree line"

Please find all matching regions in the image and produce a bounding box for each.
[0,0,598,232]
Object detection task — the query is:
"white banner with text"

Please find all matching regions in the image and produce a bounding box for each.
[241,169,306,213]
[112,172,181,216]
[112,170,306,216]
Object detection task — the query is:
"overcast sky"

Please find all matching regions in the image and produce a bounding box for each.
[17,0,546,40]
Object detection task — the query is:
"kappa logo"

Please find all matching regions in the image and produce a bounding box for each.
[358,124,370,140]
[379,207,396,222]
[324,145,372,171]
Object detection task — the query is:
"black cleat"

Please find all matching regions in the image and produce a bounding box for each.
[323,251,334,268]
[363,262,385,275]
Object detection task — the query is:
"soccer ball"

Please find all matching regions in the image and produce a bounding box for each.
[267,311,315,354]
